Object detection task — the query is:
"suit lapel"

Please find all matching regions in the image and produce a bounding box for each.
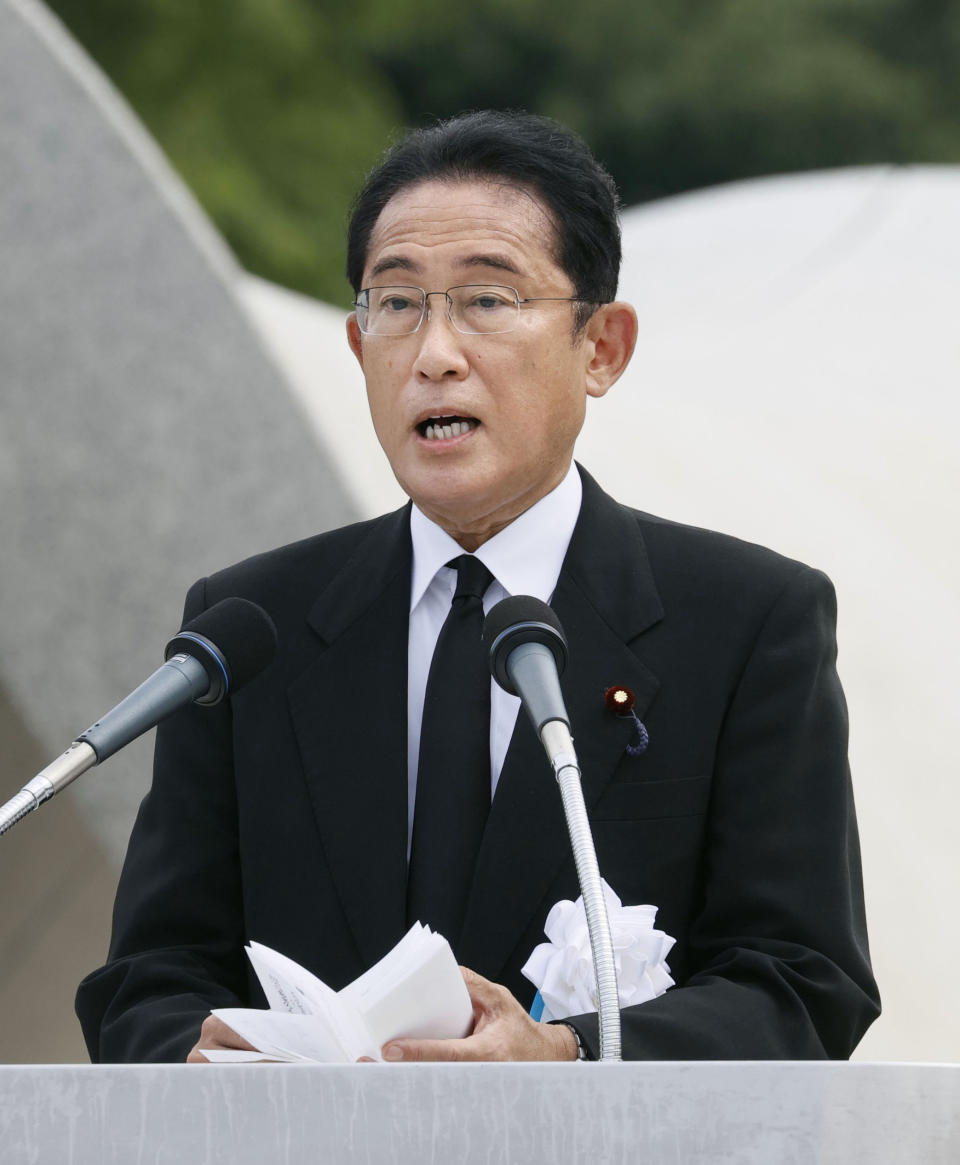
[459,468,663,980]
[287,506,412,969]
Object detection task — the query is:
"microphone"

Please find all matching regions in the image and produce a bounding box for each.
[483,595,623,1061]
[0,597,278,836]
[483,595,576,773]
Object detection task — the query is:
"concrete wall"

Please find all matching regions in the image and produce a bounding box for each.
[0,0,357,1060]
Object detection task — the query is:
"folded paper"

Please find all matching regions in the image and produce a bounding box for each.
[205,923,473,1063]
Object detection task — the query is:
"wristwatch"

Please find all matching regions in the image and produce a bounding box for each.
[563,1023,590,1061]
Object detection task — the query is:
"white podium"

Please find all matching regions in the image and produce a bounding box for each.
[1,1062,957,1163]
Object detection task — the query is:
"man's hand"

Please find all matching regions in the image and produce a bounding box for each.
[380,967,578,1062]
[187,1015,257,1063]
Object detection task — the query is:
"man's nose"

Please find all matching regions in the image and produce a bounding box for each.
[413,295,469,380]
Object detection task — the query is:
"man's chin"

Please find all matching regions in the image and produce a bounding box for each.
[399,457,490,510]
[401,471,497,532]
[405,476,551,552]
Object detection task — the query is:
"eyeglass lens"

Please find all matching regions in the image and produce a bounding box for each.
[357,286,520,335]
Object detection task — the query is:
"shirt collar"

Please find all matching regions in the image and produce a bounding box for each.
[409,463,583,611]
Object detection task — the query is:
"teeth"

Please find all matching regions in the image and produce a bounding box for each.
[423,418,477,440]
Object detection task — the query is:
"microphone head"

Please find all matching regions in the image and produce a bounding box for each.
[164,597,278,705]
[482,595,567,695]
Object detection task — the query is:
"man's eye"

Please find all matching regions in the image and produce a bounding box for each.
[382,296,417,312]
[468,293,510,310]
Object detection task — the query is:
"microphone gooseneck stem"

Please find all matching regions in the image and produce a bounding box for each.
[0,741,97,836]
[540,720,622,1062]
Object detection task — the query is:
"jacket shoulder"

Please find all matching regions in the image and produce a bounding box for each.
[577,464,829,602]
[628,505,836,622]
[636,506,818,576]
[185,507,409,616]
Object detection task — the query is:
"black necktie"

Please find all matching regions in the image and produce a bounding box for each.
[407,554,495,948]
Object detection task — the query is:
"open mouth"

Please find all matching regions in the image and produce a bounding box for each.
[416,415,480,440]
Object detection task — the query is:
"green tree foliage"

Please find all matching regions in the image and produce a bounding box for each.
[48,0,403,303]
[362,0,960,203]
[46,0,960,302]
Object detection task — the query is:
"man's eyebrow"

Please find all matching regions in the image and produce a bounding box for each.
[367,252,524,282]
[368,256,420,281]
[458,254,523,276]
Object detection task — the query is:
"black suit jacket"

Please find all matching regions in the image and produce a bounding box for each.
[77,467,879,1061]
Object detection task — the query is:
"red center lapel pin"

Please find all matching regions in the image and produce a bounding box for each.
[604,686,649,756]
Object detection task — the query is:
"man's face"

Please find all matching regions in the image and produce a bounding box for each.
[347,179,613,546]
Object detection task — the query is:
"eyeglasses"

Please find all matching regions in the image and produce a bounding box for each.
[353,285,600,336]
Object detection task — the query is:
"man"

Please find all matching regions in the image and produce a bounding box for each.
[77,111,879,1062]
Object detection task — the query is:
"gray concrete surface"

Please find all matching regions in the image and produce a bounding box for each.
[3,1063,959,1163]
[0,686,115,1063]
[0,0,357,857]
[0,0,356,1060]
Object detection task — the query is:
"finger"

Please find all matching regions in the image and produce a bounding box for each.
[459,966,492,995]
[203,1015,258,1050]
[382,1038,465,1062]
[187,1015,257,1063]
[382,1033,499,1063]
[458,967,515,1014]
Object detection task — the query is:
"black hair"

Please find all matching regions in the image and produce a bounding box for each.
[346,110,622,328]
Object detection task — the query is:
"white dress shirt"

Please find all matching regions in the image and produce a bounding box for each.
[406,463,583,851]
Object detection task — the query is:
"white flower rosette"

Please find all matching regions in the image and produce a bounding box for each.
[522,879,675,1022]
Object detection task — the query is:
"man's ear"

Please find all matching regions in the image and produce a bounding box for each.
[584,302,638,399]
[346,313,364,368]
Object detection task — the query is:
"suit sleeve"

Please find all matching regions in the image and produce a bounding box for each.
[566,565,880,1060]
[75,578,251,1063]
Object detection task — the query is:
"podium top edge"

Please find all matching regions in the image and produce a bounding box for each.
[2,1060,957,1071]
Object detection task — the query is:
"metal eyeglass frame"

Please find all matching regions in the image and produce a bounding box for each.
[352,284,602,336]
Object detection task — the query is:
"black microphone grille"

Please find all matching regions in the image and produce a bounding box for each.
[482,595,567,694]
[165,597,278,703]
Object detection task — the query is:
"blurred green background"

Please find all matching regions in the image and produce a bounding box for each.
[48,0,960,306]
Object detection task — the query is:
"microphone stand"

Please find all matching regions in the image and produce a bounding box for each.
[0,742,97,835]
[0,597,278,839]
[541,721,622,1062]
[485,600,623,1062]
